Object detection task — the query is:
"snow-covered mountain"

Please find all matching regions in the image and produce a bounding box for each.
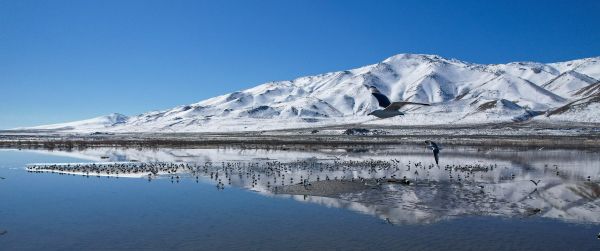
[20,54,600,132]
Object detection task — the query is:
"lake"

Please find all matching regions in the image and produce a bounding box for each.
[1,146,599,250]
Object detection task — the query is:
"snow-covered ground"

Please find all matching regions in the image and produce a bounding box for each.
[16,54,600,132]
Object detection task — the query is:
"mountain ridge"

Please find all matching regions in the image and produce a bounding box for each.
[16,53,600,132]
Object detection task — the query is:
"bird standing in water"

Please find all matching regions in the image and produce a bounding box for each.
[425,140,441,166]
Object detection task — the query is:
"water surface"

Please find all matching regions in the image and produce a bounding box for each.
[1,146,599,250]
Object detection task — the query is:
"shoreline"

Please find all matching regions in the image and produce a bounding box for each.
[1,134,599,150]
[2,121,599,149]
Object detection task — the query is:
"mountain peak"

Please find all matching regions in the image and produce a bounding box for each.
[383,53,446,62]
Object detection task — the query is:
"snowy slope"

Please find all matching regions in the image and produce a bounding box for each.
[541,71,598,98]
[544,94,600,123]
[21,113,129,131]
[20,54,600,132]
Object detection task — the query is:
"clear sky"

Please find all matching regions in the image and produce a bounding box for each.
[1,0,599,129]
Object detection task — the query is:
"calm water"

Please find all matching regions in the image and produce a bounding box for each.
[1,146,599,250]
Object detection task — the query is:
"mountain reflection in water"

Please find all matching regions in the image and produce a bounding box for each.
[24,146,600,225]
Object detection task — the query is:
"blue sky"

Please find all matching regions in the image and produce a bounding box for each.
[1,0,599,129]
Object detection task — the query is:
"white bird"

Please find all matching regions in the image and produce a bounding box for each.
[367,86,430,118]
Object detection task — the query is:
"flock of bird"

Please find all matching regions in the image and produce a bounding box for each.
[27,162,191,177]
[26,156,542,192]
